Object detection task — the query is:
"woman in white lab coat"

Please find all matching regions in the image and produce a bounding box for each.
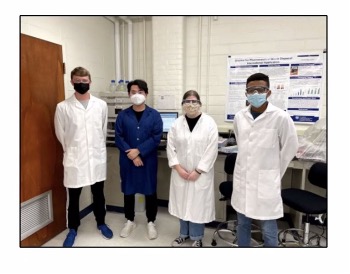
[167,90,218,247]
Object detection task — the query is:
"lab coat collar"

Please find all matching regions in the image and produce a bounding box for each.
[67,93,97,110]
[244,102,279,114]
[243,102,279,120]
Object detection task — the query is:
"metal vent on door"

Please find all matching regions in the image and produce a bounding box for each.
[21,190,54,241]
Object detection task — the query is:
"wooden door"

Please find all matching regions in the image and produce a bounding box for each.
[20,34,66,246]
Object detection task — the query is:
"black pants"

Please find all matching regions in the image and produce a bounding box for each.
[124,193,158,223]
[67,181,106,231]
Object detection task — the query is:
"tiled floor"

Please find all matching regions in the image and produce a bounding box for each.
[42,206,327,247]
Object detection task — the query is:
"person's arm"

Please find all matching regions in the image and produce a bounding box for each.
[115,111,131,152]
[196,117,219,173]
[136,110,163,157]
[279,115,299,177]
[233,116,238,146]
[102,101,108,141]
[166,119,179,168]
[54,104,65,150]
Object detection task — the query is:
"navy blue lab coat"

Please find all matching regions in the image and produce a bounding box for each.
[115,105,163,195]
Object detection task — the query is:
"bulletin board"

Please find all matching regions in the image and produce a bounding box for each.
[225,51,325,124]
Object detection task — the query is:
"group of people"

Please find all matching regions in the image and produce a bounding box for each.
[54,67,298,247]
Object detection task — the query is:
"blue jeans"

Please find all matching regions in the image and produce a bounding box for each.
[236,212,278,247]
[179,219,205,241]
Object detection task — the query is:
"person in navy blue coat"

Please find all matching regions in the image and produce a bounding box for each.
[115,79,163,240]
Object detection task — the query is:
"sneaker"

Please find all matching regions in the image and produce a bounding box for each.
[147,222,158,240]
[98,224,113,239]
[192,239,203,247]
[63,229,77,247]
[120,220,136,238]
[171,236,189,247]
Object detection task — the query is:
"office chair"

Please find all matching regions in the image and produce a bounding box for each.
[211,153,262,247]
[278,162,327,247]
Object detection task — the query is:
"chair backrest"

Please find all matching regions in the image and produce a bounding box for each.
[308,162,327,190]
[224,153,237,175]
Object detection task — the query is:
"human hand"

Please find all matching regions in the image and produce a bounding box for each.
[175,165,190,180]
[126,148,140,160]
[133,156,143,167]
[187,170,201,181]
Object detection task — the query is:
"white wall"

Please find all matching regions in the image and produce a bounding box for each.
[151,16,327,133]
[21,16,116,98]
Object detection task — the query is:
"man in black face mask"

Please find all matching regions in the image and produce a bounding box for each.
[54,66,113,247]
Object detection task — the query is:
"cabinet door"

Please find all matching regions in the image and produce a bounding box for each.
[157,155,171,200]
[104,147,124,207]
[214,155,227,222]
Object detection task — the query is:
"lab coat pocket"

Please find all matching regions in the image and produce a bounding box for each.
[257,169,280,199]
[257,129,277,149]
[93,146,107,164]
[195,176,211,190]
[63,147,77,167]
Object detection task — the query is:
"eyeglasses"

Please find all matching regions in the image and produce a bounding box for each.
[182,99,201,105]
[245,86,269,95]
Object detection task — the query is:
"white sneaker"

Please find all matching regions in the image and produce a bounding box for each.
[120,220,136,238]
[147,222,158,240]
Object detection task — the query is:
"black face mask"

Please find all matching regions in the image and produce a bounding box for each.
[74,83,90,94]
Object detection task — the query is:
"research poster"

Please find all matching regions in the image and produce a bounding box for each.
[226,52,324,123]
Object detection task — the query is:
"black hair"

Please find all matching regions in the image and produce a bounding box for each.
[127,79,149,94]
[246,73,270,88]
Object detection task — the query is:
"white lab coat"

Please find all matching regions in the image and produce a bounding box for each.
[167,113,218,223]
[54,94,108,188]
[231,103,298,220]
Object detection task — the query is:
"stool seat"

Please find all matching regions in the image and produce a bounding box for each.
[282,188,327,214]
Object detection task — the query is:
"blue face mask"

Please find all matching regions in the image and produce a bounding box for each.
[247,93,267,108]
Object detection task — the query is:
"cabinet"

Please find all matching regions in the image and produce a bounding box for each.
[104,147,124,207]
[156,155,172,200]
[213,154,227,222]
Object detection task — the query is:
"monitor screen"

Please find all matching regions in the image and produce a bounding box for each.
[160,112,178,133]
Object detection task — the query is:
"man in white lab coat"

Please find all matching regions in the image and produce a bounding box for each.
[167,90,218,247]
[231,73,298,247]
[54,67,113,247]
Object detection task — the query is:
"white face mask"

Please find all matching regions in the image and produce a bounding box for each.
[130,93,146,105]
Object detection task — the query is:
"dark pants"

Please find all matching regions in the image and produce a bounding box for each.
[67,181,106,231]
[124,193,158,223]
